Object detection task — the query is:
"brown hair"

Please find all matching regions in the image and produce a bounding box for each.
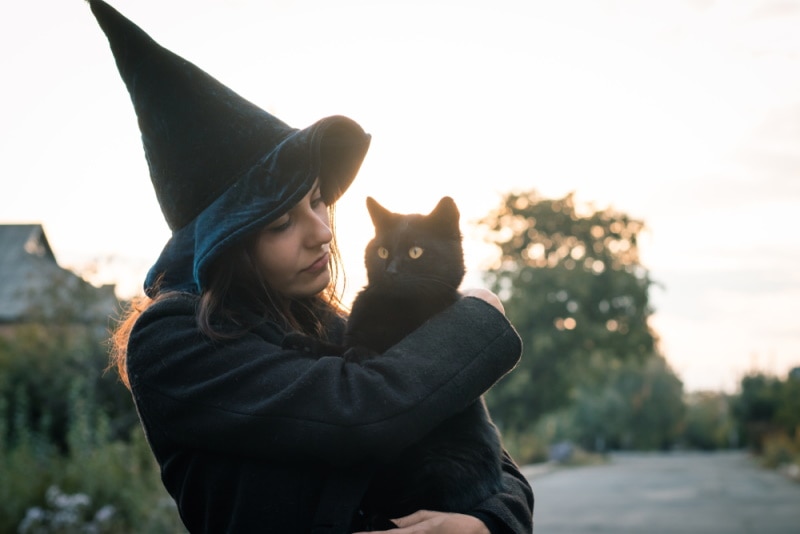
[109,207,347,389]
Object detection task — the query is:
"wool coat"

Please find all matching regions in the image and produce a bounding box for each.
[127,292,533,533]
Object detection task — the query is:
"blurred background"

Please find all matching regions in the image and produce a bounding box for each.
[1,0,798,531]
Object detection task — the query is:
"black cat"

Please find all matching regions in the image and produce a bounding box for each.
[283,196,504,530]
[344,197,503,529]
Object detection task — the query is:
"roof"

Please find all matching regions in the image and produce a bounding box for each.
[0,224,117,323]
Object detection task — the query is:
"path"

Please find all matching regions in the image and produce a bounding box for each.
[525,451,800,533]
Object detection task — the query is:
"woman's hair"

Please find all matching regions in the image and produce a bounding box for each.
[109,206,347,389]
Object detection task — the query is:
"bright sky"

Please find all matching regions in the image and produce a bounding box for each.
[1,0,798,393]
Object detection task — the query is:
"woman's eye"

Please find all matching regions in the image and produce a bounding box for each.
[267,217,292,232]
[377,247,389,259]
[311,195,325,208]
[408,246,424,259]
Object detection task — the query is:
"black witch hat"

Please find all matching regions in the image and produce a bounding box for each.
[88,0,370,294]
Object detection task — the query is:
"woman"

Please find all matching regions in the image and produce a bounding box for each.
[91,1,533,532]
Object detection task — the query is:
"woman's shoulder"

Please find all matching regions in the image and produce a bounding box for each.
[131,291,285,347]
[143,291,199,316]
[131,293,199,339]
[128,293,193,336]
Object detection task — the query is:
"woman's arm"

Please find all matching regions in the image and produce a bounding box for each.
[353,451,534,534]
[127,294,522,465]
[467,451,534,533]
[358,510,490,534]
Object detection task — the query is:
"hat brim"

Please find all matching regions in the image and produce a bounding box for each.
[145,115,370,296]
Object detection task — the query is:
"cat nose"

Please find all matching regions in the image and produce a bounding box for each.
[386,260,400,275]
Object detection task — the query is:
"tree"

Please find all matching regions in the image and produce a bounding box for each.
[534,355,685,453]
[479,190,668,435]
[683,391,736,450]
[577,355,685,450]
[732,370,800,453]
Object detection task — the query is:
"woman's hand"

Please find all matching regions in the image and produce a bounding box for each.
[461,287,505,315]
[353,510,490,534]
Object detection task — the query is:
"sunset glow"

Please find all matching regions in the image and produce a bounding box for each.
[1,0,798,392]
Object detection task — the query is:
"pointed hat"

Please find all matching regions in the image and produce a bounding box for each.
[88,0,370,293]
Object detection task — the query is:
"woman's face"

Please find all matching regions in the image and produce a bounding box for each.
[255,181,333,299]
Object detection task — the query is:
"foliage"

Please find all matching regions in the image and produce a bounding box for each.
[0,268,137,451]
[759,431,800,470]
[499,428,550,465]
[508,355,683,461]
[570,355,684,451]
[0,377,185,533]
[479,190,671,437]
[0,265,185,532]
[774,369,800,438]
[0,323,136,452]
[681,391,737,450]
[732,369,800,454]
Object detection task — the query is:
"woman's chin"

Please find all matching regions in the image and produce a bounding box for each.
[287,270,331,299]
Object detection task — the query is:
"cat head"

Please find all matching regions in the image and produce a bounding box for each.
[363,196,465,294]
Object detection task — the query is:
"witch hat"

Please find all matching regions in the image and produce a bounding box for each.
[88,0,370,293]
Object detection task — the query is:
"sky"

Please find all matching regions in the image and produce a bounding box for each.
[1,0,799,393]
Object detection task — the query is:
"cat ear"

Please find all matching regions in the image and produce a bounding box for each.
[428,196,460,235]
[366,197,395,229]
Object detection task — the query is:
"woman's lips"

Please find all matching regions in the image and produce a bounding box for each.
[303,252,330,274]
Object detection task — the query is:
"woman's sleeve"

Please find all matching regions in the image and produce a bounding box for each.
[468,451,534,534]
[126,295,522,465]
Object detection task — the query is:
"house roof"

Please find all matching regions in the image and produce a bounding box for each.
[0,224,117,323]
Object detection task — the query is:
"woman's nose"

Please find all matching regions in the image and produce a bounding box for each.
[304,208,332,247]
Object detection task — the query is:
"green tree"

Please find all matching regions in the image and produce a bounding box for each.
[775,368,800,440]
[574,356,685,450]
[683,391,736,450]
[732,369,800,453]
[731,372,782,452]
[479,190,666,436]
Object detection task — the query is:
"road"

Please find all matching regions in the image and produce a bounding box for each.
[525,451,800,534]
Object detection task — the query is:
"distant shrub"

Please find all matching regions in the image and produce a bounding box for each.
[760,431,800,471]
[682,391,737,450]
[0,384,185,533]
[500,429,550,465]
[0,338,185,533]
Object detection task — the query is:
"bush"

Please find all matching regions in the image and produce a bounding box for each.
[682,391,737,450]
[0,378,185,533]
[0,268,185,531]
[760,431,800,470]
[500,429,550,465]
[0,325,183,531]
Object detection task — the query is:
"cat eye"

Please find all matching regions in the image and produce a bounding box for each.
[408,246,424,259]
[377,247,389,259]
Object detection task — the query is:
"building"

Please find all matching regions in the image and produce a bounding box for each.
[0,224,117,336]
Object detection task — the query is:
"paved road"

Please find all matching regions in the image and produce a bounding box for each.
[525,451,800,534]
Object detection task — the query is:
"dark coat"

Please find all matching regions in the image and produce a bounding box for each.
[127,293,533,533]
